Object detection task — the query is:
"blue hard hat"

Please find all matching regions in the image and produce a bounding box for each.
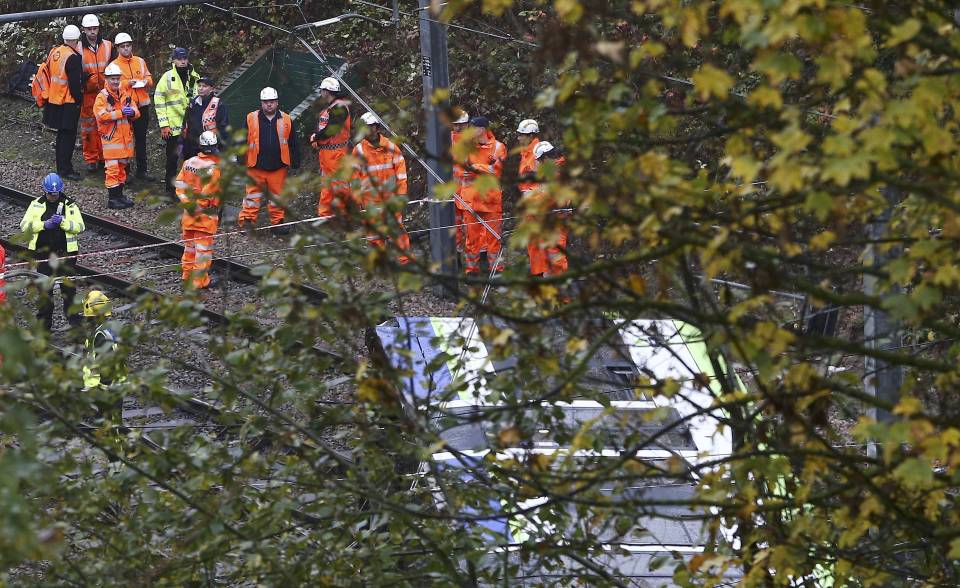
[42,173,64,194]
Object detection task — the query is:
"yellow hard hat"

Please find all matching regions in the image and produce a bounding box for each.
[83,290,112,317]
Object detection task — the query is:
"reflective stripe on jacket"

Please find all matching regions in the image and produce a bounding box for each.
[175,153,221,233]
[201,97,220,132]
[154,65,199,135]
[246,111,292,168]
[109,55,153,106]
[353,135,407,205]
[47,45,80,105]
[459,130,507,213]
[314,98,352,149]
[518,138,540,192]
[19,196,85,253]
[82,39,113,94]
[83,325,122,389]
[94,87,140,160]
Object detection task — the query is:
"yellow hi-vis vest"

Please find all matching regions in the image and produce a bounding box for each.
[19,196,85,253]
[154,66,199,136]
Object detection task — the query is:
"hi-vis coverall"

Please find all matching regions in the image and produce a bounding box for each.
[175,152,221,288]
[459,130,507,274]
[94,86,140,188]
[352,135,411,265]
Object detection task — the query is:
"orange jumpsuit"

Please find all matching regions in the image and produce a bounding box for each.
[311,98,352,217]
[459,130,507,274]
[0,243,6,304]
[109,54,153,108]
[352,135,411,265]
[240,110,298,226]
[80,38,113,165]
[94,86,140,188]
[521,155,569,276]
[451,130,466,252]
[175,152,221,288]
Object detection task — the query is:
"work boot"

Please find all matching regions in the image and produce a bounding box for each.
[118,184,135,208]
[271,223,291,236]
[84,162,98,173]
[135,162,157,183]
[107,186,133,210]
[64,171,82,181]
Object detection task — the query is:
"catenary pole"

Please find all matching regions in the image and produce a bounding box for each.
[864,187,902,459]
[417,0,457,296]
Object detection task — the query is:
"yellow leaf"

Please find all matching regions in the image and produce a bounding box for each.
[554,0,583,23]
[693,64,733,100]
[885,18,922,47]
[748,86,783,110]
[809,230,836,251]
[692,64,733,100]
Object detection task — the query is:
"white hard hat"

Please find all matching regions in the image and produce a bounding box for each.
[360,112,381,126]
[199,131,218,146]
[260,87,279,101]
[533,141,555,159]
[319,77,340,92]
[81,14,100,28]
[115,32,133,45]
[62,25,81,42]
[453,110,470,124]
[104,63,122,77]
[517,119,539,134]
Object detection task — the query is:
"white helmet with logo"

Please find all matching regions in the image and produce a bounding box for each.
[115,32,133,45]
[260,87,279,100]
[199,131,219,147]
[319,77,340,92]
[104,63,122,77]
[81,14,100,28]
[517,119,540,134]
[62,25,81,41]
[360,112,381,126]
[533,141,555,160]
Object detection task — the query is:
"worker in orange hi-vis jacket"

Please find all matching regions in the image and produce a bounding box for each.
[520,141,570,277]
[94,62,139,210]
[175,131,221,289]
[459,116,507,275]
[238,87,301,233]
[352,112,412,265]
[79,14,115,172]
[0,242,6,305]
[450,109,470,253]
[310,76,352,218]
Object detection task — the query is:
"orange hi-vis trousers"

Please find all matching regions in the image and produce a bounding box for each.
[182,230,214,288]
[317,150,350,217]
[464,209,504,274]
[527,225,569,276]
[239,167,288,226]
[80,93,103,165]
[366,212,412,265]
[104,159,128,189]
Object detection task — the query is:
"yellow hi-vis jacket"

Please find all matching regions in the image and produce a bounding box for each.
[83,324,124,389]
[154,65,199,136]
[19,196,85,253]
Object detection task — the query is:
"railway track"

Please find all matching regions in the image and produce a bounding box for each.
[0,182,343,359]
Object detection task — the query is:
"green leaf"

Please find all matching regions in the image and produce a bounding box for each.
[692,64,733,100]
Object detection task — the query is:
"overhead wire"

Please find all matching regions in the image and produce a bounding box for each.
[203,2,504,243]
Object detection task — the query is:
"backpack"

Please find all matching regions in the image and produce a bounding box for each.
[31,59,50,108]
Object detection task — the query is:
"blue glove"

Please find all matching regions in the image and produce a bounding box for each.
[43,218,57,230]
[51,214,63,226]
[122,106,135,117]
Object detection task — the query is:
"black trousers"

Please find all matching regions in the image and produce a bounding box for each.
[55,128,78,176]
[165,136,182,189]
[132,104,150,173]
[35,250,78,330]
[181,139,198,164]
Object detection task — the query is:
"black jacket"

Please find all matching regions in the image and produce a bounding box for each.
[184,93,230,145]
